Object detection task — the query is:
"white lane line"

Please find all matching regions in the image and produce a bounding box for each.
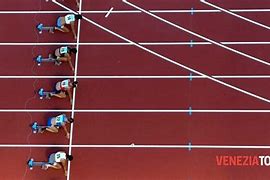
[52,0,270,104]
[123,0,270,66]
[0,9,270,14]
[105,7,114,18]
[66,0,82,179]
[0,41,270,46]
[1,144,270,149]
[201,0,270,30]
[0,109,268,113]
[0,75,269,79]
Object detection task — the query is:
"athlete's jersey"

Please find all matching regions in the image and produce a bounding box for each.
[60,79,70,90]
[55,114,67,126]
[54,152,66,163]
[65,14,75,24]
[59,46,69,54]
[56,79,70,91]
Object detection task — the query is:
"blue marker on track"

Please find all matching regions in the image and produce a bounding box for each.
[189,107,192,116]
[191,7,194,15]
[188,142,192,151]
[189,73,193,81]
[190,40,194,47]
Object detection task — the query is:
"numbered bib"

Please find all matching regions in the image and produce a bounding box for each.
[55,115,65,124]
[60,47,68,54]
[55,152,66,162]
[65,14,75,24]
[61,79,70,89]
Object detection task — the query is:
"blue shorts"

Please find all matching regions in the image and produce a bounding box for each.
[54,85,62,94]
[47,117,63,127]
[47,117,54,127]
[56,17,63,28]
[48,153,56,165]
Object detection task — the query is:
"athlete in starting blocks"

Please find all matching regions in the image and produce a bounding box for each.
[37,14,82,39]
[35,46,76,71]
[38,79,78,105]
[28,151,73,176]
[31,113,74,139]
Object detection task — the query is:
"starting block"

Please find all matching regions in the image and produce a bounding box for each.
[27,158,46,170]
[35,54,60,66]
[36,23,55,34]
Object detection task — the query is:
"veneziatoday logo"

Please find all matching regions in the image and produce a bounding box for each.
[216,155,270,166]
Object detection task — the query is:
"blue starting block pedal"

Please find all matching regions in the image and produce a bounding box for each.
[38,88,54,99]
[31,122,47,134]
[31,122,39,133]
[34,54,59,66]
[28,158,46,170]
[35,55,42,66]
[36,23,55,34]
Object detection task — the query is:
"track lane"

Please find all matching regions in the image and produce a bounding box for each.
[75,79,270,110]
[72,112,270,145]
[0,112,70,144]
[70,148,270,180]
[0,148,67,180]
[78,46,191,76]
[0,79,72,109]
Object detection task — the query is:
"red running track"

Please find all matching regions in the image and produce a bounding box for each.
[0,0,269,179]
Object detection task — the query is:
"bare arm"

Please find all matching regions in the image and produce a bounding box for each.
[68,58,75,72]
[62,124,70,139]
[61,160,68,176]
[70,22,76,39]
[67,89,73,105]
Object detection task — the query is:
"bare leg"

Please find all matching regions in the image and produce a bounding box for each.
[57,57,69,62]
[55,26,70,33]
[50,92,67,98]
[42,163,62,170]
[46,126,59,133]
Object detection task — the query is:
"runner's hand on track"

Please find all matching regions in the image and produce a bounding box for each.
[66,133,70,139]
[70,99,73,106]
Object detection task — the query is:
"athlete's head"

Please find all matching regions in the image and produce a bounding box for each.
[66,154,73,161]
[72,81,78,88]
[70,48,77,54]
[68,117,74,123]
[75,14,82,20]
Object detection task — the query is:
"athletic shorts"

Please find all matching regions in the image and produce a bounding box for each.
[48,153,56,165]
[56,17,63,28]
[54,86,62,94]
[47,117,54,127]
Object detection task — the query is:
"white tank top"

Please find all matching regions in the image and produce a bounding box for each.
[60,47,68,54]
[55,152,66,162]
[65,14,75,24]
[55,114,66,126]
[61,79,70,89]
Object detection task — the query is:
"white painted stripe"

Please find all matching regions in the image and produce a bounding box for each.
[0,9,270,14]
[123,0,270,67]
[66,0,82,179]
[0,41,269,46]
[53,0,270,103]
[105,7,114,18]
[201,0,270,30]
[0,75,268,79]
[0,109,268,113]
[0,144,270,149]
